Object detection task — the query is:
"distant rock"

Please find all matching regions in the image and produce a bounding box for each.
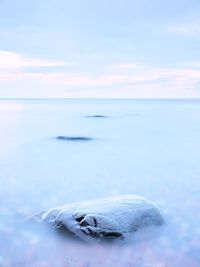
[85,115,108,118]
[34,195,164,242]
[56,136,93,141]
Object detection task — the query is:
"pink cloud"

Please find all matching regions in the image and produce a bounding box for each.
[0,59,200,98]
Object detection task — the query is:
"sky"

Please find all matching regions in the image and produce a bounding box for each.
[0,0,200,98]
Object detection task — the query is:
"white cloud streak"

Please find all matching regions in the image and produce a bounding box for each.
[106,64,137,70]
[0,51,66,70]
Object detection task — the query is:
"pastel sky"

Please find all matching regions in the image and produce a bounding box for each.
[0,0,200,98]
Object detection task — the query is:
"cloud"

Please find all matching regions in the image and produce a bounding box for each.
[1,65,200,98]
[0,51,66,71]
[187,60,200,68]
[166,19,200,37]
[0,52,200,98]
[106,64,137,69]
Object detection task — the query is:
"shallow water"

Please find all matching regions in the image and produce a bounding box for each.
[0,99,200,266]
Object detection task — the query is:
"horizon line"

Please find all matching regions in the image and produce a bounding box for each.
[0,97,200,101]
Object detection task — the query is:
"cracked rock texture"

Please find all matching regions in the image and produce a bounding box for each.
[34,195,164,242]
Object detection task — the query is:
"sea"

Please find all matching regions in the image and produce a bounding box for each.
[0,98,200,267]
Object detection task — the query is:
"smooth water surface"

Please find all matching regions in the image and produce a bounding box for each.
[0,99,200,267]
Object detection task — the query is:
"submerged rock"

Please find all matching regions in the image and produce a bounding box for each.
[34,195,163,242]
[85,115,108,118]
[56,136,93,141]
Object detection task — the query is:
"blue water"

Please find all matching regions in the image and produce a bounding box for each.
[0,99,200,266]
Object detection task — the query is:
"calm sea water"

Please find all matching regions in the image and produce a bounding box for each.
[0,99,200,267]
